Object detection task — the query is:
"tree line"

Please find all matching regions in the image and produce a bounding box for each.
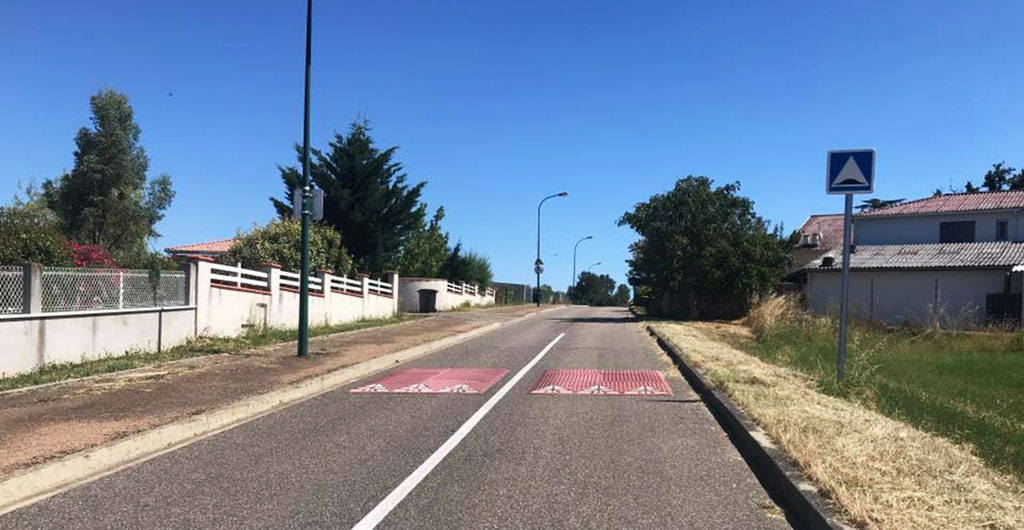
[567,272,631,306]
[2,89,493,288]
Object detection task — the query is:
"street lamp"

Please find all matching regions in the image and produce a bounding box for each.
[536,191,569,306]
[297,0,314,358]
[572,235,593,293]
[587,261,602,272]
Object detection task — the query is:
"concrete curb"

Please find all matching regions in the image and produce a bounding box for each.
[647,325,844,530]
[0,307,561,516]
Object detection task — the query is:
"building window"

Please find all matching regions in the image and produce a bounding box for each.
[939,221,976,243]
[997,219,1009,241]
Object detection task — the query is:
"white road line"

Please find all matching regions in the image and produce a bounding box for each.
[350,332,566,530]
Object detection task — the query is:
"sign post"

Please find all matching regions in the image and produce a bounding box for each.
[826,149,875,381]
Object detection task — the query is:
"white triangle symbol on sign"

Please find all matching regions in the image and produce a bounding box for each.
[834,156,868,186]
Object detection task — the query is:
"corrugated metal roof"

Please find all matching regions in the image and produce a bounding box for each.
[165,238,236,255]
[857,190,1024,217]
[806,242,1024,271]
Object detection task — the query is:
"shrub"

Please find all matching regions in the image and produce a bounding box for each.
[225,219,354,275]
[0,203,72,266]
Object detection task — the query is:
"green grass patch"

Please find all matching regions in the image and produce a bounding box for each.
[0,314,425,392]
[735,297,1024,479]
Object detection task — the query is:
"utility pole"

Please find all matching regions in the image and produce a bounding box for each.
[297,0,313,358]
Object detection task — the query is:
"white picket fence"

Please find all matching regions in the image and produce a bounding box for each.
[209,263,269,290]
[330,275,363,296]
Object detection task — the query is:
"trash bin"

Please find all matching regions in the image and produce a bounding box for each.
[418,289,438,313]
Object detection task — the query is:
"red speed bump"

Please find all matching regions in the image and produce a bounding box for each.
[349,368,509,394]
[529,369,672,396]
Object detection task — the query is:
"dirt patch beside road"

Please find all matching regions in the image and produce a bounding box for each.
[0,305,546,477]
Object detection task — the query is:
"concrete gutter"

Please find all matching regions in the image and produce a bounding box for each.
[0,307,562,516]
[647,325,846,530]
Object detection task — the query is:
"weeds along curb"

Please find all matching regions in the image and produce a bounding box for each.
[0,306,562,516]
[647,325,843,530]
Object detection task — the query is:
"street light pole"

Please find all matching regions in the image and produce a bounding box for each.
[536,191,568,306]
[297,0,313,358]
[587,261,601,272]
[572,235,593,297]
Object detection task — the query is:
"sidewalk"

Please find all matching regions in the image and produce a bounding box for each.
[0,305,547,478]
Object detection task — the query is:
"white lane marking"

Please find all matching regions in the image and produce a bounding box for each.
[350,332,566,530]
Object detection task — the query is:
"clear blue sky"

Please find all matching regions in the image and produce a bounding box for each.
[3,1,1023,288]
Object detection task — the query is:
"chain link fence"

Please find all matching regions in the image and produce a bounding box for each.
[0,266,24,314]
[40,267,187,313]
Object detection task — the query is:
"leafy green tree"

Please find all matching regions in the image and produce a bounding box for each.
[613,284,631,306]
[398,206,450,277]
[43,88,174,264]
[617,176,792,318]
[965,180,981,193]
[983,162,1016,191]
[439,243,493,288]
[225,219,353,275]
[0,195,72,265]
[271,120,425,273]
[567,271,616,306]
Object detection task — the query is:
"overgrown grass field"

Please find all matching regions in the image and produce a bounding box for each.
[0,314,423,392]
[737,297,1024,479]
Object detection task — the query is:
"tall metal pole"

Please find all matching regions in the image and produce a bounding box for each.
[536,200,542,307]
[572,235,592,290]
[837,193,854,380]
[535,192,568,306]
[297,0,313,358]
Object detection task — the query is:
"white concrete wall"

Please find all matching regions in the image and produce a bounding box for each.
[399,278,495,312]
[195,262,398,336]
[855,210,1024,245]
[807,269,1010,326]
[0,307,196,377]
[0,261,400,376]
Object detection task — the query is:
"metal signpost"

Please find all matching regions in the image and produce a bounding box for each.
[826,149,875,381]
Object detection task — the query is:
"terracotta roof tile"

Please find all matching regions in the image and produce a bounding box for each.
[806,242,1024,271]
[857,190,1024,217]
[165,238,236,255]
[798,214,846,249]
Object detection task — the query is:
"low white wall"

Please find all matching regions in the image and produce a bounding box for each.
[399,278,495,312]
[0,307,196,377]
[194,262,398,336]
[807,268,1010,326]
[0,261,400,377]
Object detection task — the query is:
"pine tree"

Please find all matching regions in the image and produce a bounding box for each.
[271,120,426,273]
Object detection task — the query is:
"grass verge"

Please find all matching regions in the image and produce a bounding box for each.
[653,321,1024,530]
[0,314,425,392]
[738,296,1024,481]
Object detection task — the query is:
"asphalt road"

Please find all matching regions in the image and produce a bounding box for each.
[0,306,791,529]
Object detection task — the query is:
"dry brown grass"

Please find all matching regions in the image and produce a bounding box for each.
[653,321,1024,530]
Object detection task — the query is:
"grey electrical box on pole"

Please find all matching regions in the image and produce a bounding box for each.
[293,187,324,222]
[826,149,875,381]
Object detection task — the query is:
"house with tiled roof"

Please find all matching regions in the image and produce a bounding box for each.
[804,190,1024,326]
[791,213,846,273]
[165,238,236,259]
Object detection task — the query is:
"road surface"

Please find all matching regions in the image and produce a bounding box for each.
[0,306,791,529]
